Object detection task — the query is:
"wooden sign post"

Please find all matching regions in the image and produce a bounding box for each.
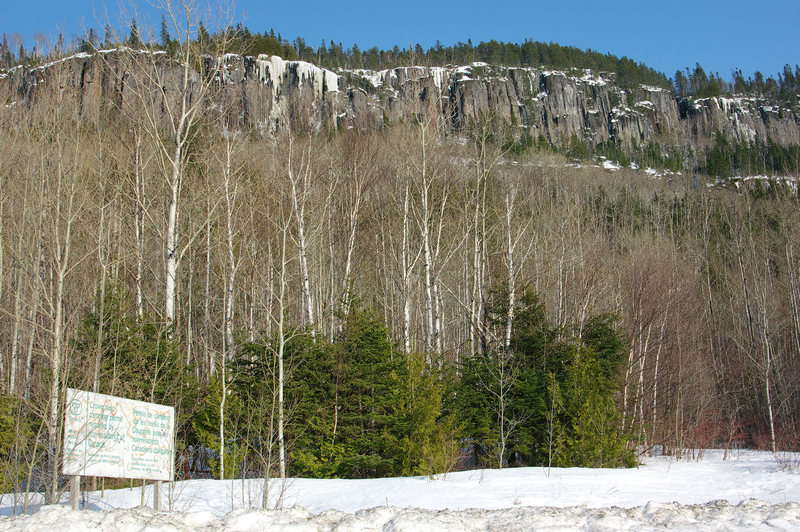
[70,476,80,510]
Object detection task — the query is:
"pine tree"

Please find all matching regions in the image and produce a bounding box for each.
[690,63,708,96]
[754,71,765,95]
[674,70,688,98]
[0,35,9,68]
[732,68,747,95]
[197,21,210,52]
[160,15,171,49]
[128,18,140,47]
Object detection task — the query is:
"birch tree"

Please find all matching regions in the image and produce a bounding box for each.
[285,135,317,334]
[31,74,90,504]
[115,0,234,325]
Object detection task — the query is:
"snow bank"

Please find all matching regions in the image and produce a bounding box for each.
[2,499,799,531]
[2,450,800,530]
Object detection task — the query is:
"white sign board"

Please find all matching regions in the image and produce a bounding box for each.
[63,388,175,481]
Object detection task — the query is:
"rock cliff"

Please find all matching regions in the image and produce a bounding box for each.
[2,50,799,161]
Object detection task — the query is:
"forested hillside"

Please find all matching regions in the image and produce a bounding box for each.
[1,5,799,505]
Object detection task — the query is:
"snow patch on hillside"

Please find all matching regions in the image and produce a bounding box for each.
[719,174,800,193]
[601,157,622,170]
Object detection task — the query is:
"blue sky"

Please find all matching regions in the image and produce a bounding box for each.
[1,0,798,81]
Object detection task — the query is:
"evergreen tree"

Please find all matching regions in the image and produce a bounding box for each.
[674,70,688,98]
[239,306,459,479]
[732,68,747,94]
[128,18,140,47]
[74,283,199,442]
[192,376,247,479]
[160,15,171,49]
[754,71,765,95]
[324,308,406,478]
[0,35,9,68]
[451,289,634,469]
[690,63,708,96]
[0,396,33,492]
[197,21,210,52]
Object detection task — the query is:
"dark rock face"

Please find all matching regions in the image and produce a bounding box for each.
[3,50,799,158]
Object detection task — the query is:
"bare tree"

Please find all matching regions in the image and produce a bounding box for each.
[215,121,245,479]
[112,0,235,326]
[26,67,92,503]
[480,352,526,469]
[501,182,532,355]
[285,135,317,334]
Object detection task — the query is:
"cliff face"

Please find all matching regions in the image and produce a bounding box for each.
[2,50,799,157]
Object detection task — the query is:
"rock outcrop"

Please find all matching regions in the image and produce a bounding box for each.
[2,50,799,160]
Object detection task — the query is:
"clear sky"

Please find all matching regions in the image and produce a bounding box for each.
[1,0,798,81]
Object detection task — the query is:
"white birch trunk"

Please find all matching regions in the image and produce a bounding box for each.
[341,160,364,321]
[224,138,238,360]
[165,156,181,326]
[47,142,76,504]
[504,192,517,354]
[401,182,412,353]
[288,141,315,333]
[422,208,435,356]
[93,182,108,394]
[205,194,213,375]
[419,126,435,356]
[637,324,652,447]
[24,232,43,399]
[219,350,227,480]
[276,225,289,488]
[8,221,25,393]
[133,132,145,319]
[652,310,668,444]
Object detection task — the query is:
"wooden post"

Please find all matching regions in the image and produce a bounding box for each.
[154,480,162,511]
[70,476,80,510]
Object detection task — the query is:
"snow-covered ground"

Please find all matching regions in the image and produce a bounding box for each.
[2,450,800,530]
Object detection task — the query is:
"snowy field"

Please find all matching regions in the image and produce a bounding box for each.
[2,449,800,530]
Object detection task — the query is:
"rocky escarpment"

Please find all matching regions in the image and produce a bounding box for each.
[2,50,799,160]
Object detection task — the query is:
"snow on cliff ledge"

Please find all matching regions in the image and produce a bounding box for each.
[253,54,339,98]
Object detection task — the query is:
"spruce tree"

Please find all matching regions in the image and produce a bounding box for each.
[674,70,688,98]
[160,15,171,49]
[0,35,8,68]
[197,21,210,52]
[128,18,140,47]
